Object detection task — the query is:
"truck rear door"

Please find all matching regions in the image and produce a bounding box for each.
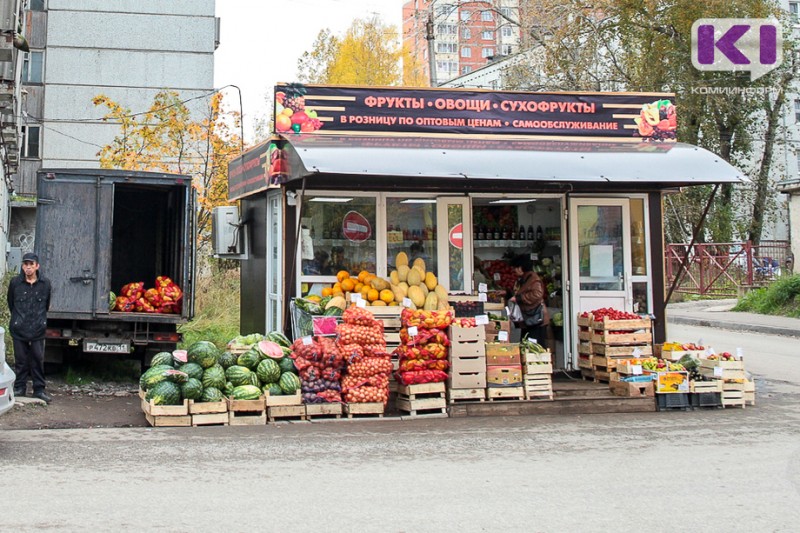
[35,173,113,316]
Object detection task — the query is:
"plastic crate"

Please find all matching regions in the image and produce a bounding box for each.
[656,392,691,411]
[690,392,722,409]
[289,300,340,339]
[452,300,485,317]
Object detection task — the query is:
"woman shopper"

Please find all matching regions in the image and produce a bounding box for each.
[509,254,549,346]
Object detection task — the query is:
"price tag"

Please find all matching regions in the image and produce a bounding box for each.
[530,253,538,261]
[478,292,487,302]
[698,338,704,347]
[356,299,367,308]
[478,283,488,293]
[498,331,509,342]
[402,297,412,308]
[707,347,716,356]
[350,293,362,302]
[302,336,313,346]
[736,347,743,359]
[475,314,489,326]
[493,273,501,281]
[408,326,418,337]
[631,364,643,375]
[713,366,724,377]
[632,347,642,358]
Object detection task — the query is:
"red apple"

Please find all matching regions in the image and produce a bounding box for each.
[291,111,309,125]
[300,121,315,133]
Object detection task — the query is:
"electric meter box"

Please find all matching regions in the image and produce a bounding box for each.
[212,206,248,259]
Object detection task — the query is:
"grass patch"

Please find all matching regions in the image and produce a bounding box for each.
[61,356,140,384]
[1,271,15,365]
[733,274,800,318]
[178,268,240,350]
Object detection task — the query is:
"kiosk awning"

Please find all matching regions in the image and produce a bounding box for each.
[283,135,744,186]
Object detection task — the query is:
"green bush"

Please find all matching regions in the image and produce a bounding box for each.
[733,274,800,318]
[1,271,15,365]
[178,267,240,350]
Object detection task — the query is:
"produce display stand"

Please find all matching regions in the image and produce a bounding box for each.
[522,351,553,401]
[189,398,229,427]
[396,382,447,417]
[448,324,487,403]
[486,342,524,401]
[227,396,268,425]
[344,402,385,418]
[305,402,344,420]
[697,358,747,408]
[584,314,653,384]
[141,398,191,427]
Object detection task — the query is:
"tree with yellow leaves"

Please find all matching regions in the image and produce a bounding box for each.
[93,90,243,246]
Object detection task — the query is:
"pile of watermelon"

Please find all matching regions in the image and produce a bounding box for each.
[138,331,300,406]
[291,336,345,404]
[337,306,393,405]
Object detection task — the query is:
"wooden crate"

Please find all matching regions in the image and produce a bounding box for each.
[578,330,593,342]
[577,355,593,370]
[344,402,385,418]
[396,382,447,416]
[188,399,227,415]
[305,402,343,419]
[721,389,746,408]
[267,404,307,422]
[744,380,755,406]
[447,387,486,403]
[523,351,552,364]
[227,396,267,412]
[591,331,652,345]
[144,413,192,427]
[690,380,723,393]
[593,343,652,357]
[576,314,593,328]
[591,355,628,370]
[699,367,746,381]
[141,398,189,417]
[487,386,525,401]
[191,412,229,426]
[448,371,486,389]
[449,354,486,373]
[265,391,302,407]
[590,317,652,331]
[592,369,619,384]
[485,343,521,365]
[580,368,595,381]
[609,380,654,398]
[524,362,553,375]
[699,358,745,371]
[524,374,553,401]
[229,409,267,426]
[449,324,486,343]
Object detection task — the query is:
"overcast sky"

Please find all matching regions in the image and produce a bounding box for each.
[214,0,405,143]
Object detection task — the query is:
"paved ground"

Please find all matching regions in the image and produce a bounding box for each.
[666,299,800,338]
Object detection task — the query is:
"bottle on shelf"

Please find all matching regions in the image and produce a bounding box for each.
[537,225,544,241]
[501,225,509,240]
[477,225,484,240]
[518,225,525,241]
[527,225,534,240]
[493,226,500,240]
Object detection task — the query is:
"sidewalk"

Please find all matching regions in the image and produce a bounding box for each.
[666,299,800,338]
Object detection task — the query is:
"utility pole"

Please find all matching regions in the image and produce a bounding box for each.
[426,7,437,87]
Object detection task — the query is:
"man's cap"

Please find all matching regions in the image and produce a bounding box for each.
[22,252,38,263]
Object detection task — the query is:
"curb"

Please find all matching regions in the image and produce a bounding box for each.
[667,316,800,339]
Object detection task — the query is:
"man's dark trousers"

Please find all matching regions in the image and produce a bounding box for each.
[13,338,45,394]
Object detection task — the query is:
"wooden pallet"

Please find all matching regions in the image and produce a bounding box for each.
[191,412,229,426]
[447,387,486,403]
[396,382,447,416]
[144,413,192,427]
[267,404,307,422]
[487,386,525,401]
[344,402,385,418]
[305,402,343,420]
[580,368,595,381]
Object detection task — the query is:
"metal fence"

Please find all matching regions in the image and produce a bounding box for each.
[665,241,792,298]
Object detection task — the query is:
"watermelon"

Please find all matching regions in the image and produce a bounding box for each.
[256,359,281,384]
[278,356,296,375]
[187,340,220,369]
[181,378,204,400]
[265,382,282,396]
[266,331,291,348]
[230,385,263,400]
[218,351,237,369]
[237,349,261,370]
[172,349,188,364]
[200,386,224,403]
[224,381,235,396]
[248,372,260,387]
[225,365,252,387]
[150,351,174,368]
[178,362,204,381]
[279,372,301,395]
[323,306,343,317]
[202,364,226,390]
[139,364,173,390]
[257,340,284,360]
[145,381,182,405]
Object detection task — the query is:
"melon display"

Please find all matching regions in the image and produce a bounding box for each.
[181,378,204,400]
[230,385,262,400]
[201,364,226,390]
[199,386,224,403]
[150,352,174,368]
[263,382,283,396]
[178,362,204,381]
[256,359,281,384]
[278,372,301,395]
[225,365,252,387]
[237,349,261,370]
[187,340,219,369]
[145,381,182,405]
[217,351,237,369]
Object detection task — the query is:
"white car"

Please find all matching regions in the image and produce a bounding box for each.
[0,361,16,415]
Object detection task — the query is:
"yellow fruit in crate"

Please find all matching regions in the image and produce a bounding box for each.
[363,273,376,286]
[398,282,409,294]
[408,285,425,307]
[379,289,394,304]
[367,288,379,302]
[423,292,439,311]
[434,284,448,304]
[321,287,333,297]
[370,277,390,291]
[371,300,387,306]
[389,301,399,306]
[390,270,400,286]
[333,282,342,292]
[412,257,426,273]
[424,272,437,290]
[407,268,422,287]
[354,282,364,293]
[326,296,347,311]
[357,270,370,283]
[437,300,450,311]
[337,271,350,282]
[420,283,429,297]
[391,284,406,303]
[332,289,344,298]
[396,252,409,267]
[397,265,410,282]
[341,278,356,292]
[307,294,322,303]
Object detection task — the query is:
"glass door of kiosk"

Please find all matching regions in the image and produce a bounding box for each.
[436,197,472,293]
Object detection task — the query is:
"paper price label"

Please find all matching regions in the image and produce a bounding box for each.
[356,299,367,308]
[478,283,488,293]
[402,297,412,308]
[478,292,487,302]
[698,338,704,348]
[302,336,313,346]
[632,347,643,357]
[736,347,743,358]
[631,364,643,375]
[493,273,501,281]
[475,314,489,326]
[713,366,724,377]
[350,293,362,302]
[498,331,509,342]
[408,326,419,337]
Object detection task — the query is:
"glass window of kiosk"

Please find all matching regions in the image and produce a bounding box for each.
[299,196,377,292]
[385,197,438,273]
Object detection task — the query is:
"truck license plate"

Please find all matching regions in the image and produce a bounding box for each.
[84,340,130,354]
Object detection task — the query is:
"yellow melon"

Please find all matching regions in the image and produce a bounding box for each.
[371,300,387,306]
[395,252,409,267]
[390,270,400,286]
[370,277,390,291]
[408,285,425,308]
[379,289,394,304]
[434,284,448,304]
[406,268,422,287]
[424,272,437,291]
[397,265,410,282]
[391,284,406,303]
[398,282,409,295]
[423,292,439,311]
[412,257,426,273]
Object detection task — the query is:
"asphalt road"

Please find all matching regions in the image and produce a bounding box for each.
[2,323,800,532]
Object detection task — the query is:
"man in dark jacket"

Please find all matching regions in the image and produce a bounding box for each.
[8,252,52,403]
